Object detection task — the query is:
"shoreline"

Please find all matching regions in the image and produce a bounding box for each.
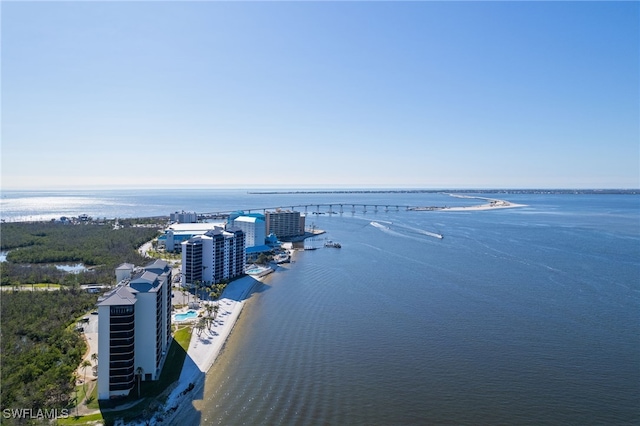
[441,194,528,211]
[156,273,267,425]
[410,195,527,212]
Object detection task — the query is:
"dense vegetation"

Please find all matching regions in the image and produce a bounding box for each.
[0,222,160,286]
[0,289,98,411]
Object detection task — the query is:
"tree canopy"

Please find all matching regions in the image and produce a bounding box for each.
[0,221,160,286]
[0,289,98,411]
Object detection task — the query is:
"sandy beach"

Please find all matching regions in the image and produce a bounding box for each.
[154,273,265,425]
[407,194,527,212]
[440,194,527,211]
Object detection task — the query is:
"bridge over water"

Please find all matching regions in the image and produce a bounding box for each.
[199,203,442,219]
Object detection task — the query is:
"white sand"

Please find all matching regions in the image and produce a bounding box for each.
[440,194,527,211]
[440,201,527,211]
[157,274,263,424]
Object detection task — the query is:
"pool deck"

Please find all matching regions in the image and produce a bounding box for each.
[173,310,199,322]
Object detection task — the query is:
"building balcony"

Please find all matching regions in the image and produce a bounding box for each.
[110,315,135,325]
[110,350,135,362]
[109,359,134,369]
[110,337,134,347]
[110,330,134,339]
[110,365,134,378]
[110,323,135,332]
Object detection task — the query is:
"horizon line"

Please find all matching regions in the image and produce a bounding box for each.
[2,185,639,192]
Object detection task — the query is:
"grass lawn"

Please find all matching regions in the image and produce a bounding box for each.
[58,412,105,425]
[61,326,192,426]
[136,326,191,398]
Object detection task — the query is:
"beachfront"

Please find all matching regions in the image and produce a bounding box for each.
[157,272,267,425]
[90,195,524,424]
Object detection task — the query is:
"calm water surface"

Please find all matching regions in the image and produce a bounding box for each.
[2,190,638,424]
[179,193,639,425]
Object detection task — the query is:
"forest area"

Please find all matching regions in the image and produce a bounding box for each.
[1,289,98,413]
[0,221,162,415]
[0,221,161,286]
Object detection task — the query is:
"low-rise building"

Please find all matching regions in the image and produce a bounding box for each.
[158,222,226,252]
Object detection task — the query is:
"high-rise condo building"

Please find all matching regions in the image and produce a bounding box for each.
[97,260,172,400]
[264,210,305,239]
[181,227,245,286]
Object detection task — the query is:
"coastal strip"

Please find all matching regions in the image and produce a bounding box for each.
[441,194,527,211]
[409,194,527,211]
[159,274,264,423]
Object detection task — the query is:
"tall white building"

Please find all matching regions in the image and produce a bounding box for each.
[232,216,266,248]
[181,227,245,286]
[97,260,172,400]
[170,210,198,223]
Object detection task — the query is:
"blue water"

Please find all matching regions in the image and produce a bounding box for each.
[54,263,89,273]
[174,310,199,322]
[0,188,487,222]
[1,190,639,424]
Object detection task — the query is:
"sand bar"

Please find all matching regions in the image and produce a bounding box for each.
[410,194,527,211]
[441,194,527,211]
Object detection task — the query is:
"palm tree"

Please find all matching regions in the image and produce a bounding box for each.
[72,372,80,416]
[193,280,202,305]
[136,367,144,398]
[216,283,225,298]
[91,353,98,377]
[195,317,206,337]
[181,287,189,306]
[205,304,214,329]
[213,303,220,321]
[81,360,92,393]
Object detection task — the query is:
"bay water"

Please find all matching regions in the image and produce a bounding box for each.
[1,190,638,424]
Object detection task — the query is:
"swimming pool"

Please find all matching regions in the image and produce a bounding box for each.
[246,265,273,277]
[174,310,198,322]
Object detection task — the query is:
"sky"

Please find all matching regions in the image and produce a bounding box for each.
[1,1,638,190]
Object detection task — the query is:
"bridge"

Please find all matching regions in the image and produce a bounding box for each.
[199,203,443,219]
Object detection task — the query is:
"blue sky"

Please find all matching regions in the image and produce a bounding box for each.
[2,1,638,190]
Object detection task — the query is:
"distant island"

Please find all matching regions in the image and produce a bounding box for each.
[248,189,639,195]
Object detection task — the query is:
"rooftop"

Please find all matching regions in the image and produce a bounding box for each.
[98,285,137,306]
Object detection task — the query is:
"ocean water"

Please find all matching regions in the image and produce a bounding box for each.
[1,190,639,424]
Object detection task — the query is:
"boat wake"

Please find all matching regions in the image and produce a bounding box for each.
[370,221,443,240]
[421,230,444,239]
[370,221,390,230]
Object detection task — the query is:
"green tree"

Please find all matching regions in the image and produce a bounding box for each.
[80,360,92,393]
[213,303,220,321]
[195,318,206,337]
[205,304,214,330]
[136,367,144,398]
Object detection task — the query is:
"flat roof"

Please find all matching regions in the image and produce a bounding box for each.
[234,216,264,223]
[168,223,225,232]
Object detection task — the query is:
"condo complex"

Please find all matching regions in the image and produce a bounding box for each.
[96,209,305,400]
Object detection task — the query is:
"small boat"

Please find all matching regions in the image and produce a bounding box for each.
[324,241,342,248]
